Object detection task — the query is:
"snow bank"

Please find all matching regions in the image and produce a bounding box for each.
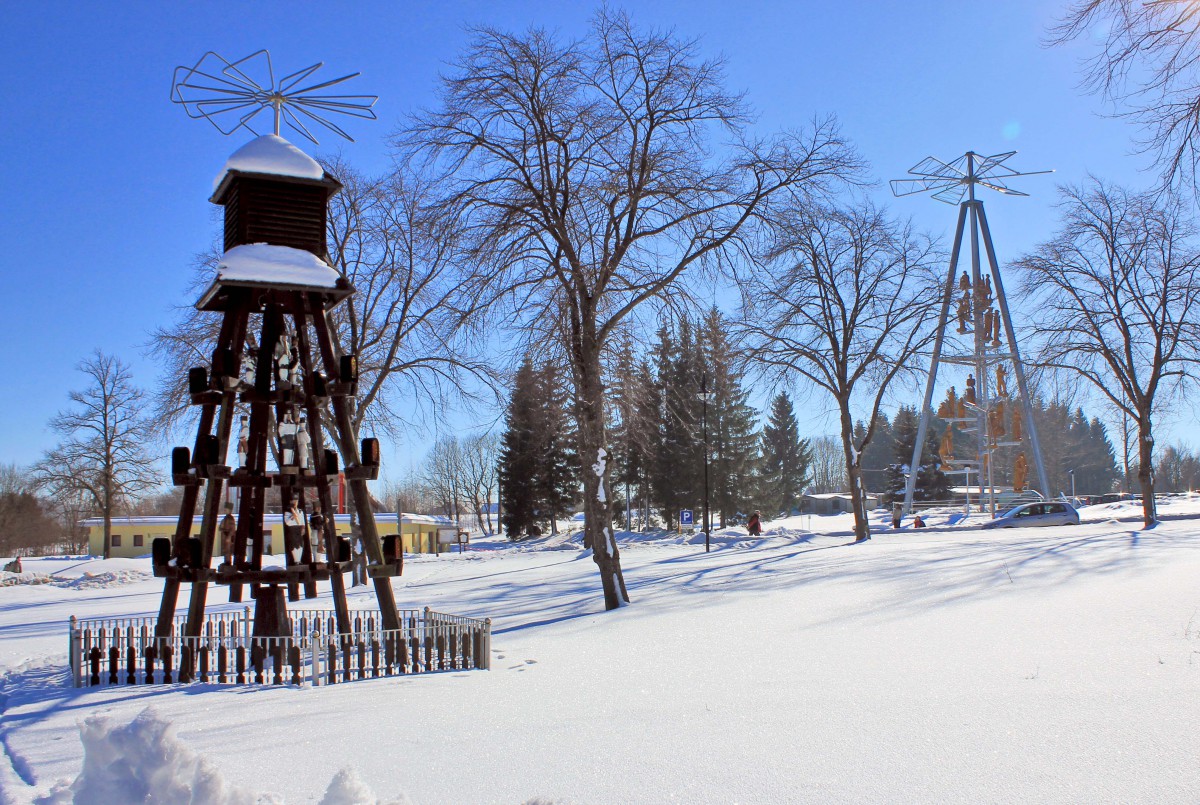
[32,709,414,805]
[0,571,51,587]
[51,570,150,590]
[217,243,341,288]
[319,767,411,805]
[214,133,324,190]
[34,707,256,805]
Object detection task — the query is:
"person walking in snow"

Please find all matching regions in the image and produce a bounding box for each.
[747,511,762,536]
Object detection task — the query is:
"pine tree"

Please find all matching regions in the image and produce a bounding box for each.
[652,321,703,527]
[883,407,917,505]
[855,414,893,494]
[607,335,642,528]
[498,358,541,538]
[535,361,579,533]
[700,308,759,527]
[759,392,811,517]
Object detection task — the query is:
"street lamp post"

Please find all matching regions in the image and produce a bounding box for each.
[698,374,713,553]
[1068,468,1075,501]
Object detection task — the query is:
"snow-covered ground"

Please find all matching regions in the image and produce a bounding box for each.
[2,498,1199,803]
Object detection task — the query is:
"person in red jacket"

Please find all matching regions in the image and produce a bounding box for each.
[747,511,762,536]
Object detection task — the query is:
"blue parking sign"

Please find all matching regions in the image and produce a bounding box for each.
[680,509,694,527]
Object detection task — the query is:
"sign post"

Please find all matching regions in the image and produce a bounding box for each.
[680,509,694,533]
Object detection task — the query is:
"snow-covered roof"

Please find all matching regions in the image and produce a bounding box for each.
[215,243,341,288]
[213,134,324,191]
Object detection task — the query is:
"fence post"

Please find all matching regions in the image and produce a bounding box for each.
[243,606,251,640]
[309,631,320,687]
[69,615,81,688]
[483,618,492,670]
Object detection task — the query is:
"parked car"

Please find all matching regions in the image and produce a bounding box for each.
[981,500,1080,529]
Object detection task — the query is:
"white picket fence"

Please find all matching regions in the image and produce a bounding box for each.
[69,608,491,687]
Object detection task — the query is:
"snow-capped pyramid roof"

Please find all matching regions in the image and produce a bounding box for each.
[212,133,325,191]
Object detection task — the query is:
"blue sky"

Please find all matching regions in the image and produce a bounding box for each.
[0,1,1171,483]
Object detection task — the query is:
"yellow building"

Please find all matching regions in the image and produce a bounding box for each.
[82,513,452,560]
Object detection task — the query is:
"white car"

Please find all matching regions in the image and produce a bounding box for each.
[982,500,1080,529]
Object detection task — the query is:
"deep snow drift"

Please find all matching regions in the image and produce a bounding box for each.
[1,498,1198,803]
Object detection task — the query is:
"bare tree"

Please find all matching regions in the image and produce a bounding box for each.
[422,435,464,525]
[403,10,861,608]
[735,200,941,541]
[1017,179,1200,526]
[460,431,500,535]
[32,352,157,558]
[808,435,848,494]
[383,474,437,515]
[1049,0,1200,191]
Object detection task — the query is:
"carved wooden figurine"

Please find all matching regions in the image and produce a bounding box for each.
[964,373,977,406]
[939,425,955,467]
[957,290,971,333]
[977,274,993,309]
[296,416,312,473]
[278,410,298,468]
[988,400,1006,444]
[937,386,959,419]
[995,364,1008,398]
[236,415,249,469]
[1013,452,1028,492]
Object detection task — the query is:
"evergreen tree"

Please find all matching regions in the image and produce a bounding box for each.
[884,405,950,504]
[498,356,579,538]
[498,358,541,538]
[855,414,893,494]
[607,335,645,528]
[759,392,812,517]
[631,357,660,527]
[651,321,704,527]
[700,308,759,527]
[535,361,579,533]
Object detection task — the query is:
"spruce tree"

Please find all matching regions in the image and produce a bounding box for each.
[700,308,758,527]
[885,406,951,505]
[535,361,578,534]
[653,322,702,527]
[759,392,811,517]
[855,414,893,494]
[498,358,541,538]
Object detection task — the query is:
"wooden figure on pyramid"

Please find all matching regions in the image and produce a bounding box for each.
[154,52,402,645]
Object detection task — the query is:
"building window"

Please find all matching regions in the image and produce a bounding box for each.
[111,534,122,547]
[133,534,144,547]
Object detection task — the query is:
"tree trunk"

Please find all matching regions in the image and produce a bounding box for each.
[102,480,112,560]
[575,329,629,610]
[839,403,870,542]
[1137,414,1157,527]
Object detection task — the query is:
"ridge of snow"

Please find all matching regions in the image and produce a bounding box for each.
[213,134,324,191]
[216,243,341,288]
